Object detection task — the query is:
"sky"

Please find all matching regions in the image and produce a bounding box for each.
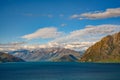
[0,0,120,47]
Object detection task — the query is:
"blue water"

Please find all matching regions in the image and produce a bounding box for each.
[0,62,120,80]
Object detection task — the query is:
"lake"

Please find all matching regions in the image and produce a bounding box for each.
[0,62,120,80]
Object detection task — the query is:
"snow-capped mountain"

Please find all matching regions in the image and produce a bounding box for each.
[8,48,81,62]
[0,41,94,62]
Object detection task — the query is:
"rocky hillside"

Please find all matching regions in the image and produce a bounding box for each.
[0,52,24,63]
[81,32,120,62]
[9,48,81,62]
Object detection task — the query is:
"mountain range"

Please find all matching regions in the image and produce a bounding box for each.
[0,52,24,63]
[0,32,120,62]
[9,48,81,62]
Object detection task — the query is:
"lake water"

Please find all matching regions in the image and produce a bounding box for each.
[0,62,120,80]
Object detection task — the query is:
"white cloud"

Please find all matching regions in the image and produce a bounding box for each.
[71,8,120,19]
[21,27,63,40]
[0,42,26,47]
[25,41,94,51]
[2,25,120,52]
[51,24,120,43]
[61,23,67,27]
[63,42,95,51]
[70,14,80,18]
[47,24,120,51]
[0,42,26,51]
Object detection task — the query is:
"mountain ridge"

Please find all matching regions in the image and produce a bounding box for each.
[0,52,25,63]
[80,32,120,62]
[9,48,81,62]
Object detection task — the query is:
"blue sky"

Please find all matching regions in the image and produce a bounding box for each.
[0,0,120,45]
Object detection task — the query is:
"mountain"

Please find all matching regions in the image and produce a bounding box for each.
[0,52,24,63]
[9,48,81,62]
[53,54,78,62]
[80,32,120,62]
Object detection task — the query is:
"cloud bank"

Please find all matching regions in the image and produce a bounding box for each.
[22,27,63,40]
[1,25,120,51]
[0,42,26,51]
[71,8,120,19]
[51,24,120,43]
[0,42,26,47]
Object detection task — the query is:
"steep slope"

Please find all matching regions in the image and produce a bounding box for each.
[0,52,24,63]
[81,32,120,62]
[9,48,81,62]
